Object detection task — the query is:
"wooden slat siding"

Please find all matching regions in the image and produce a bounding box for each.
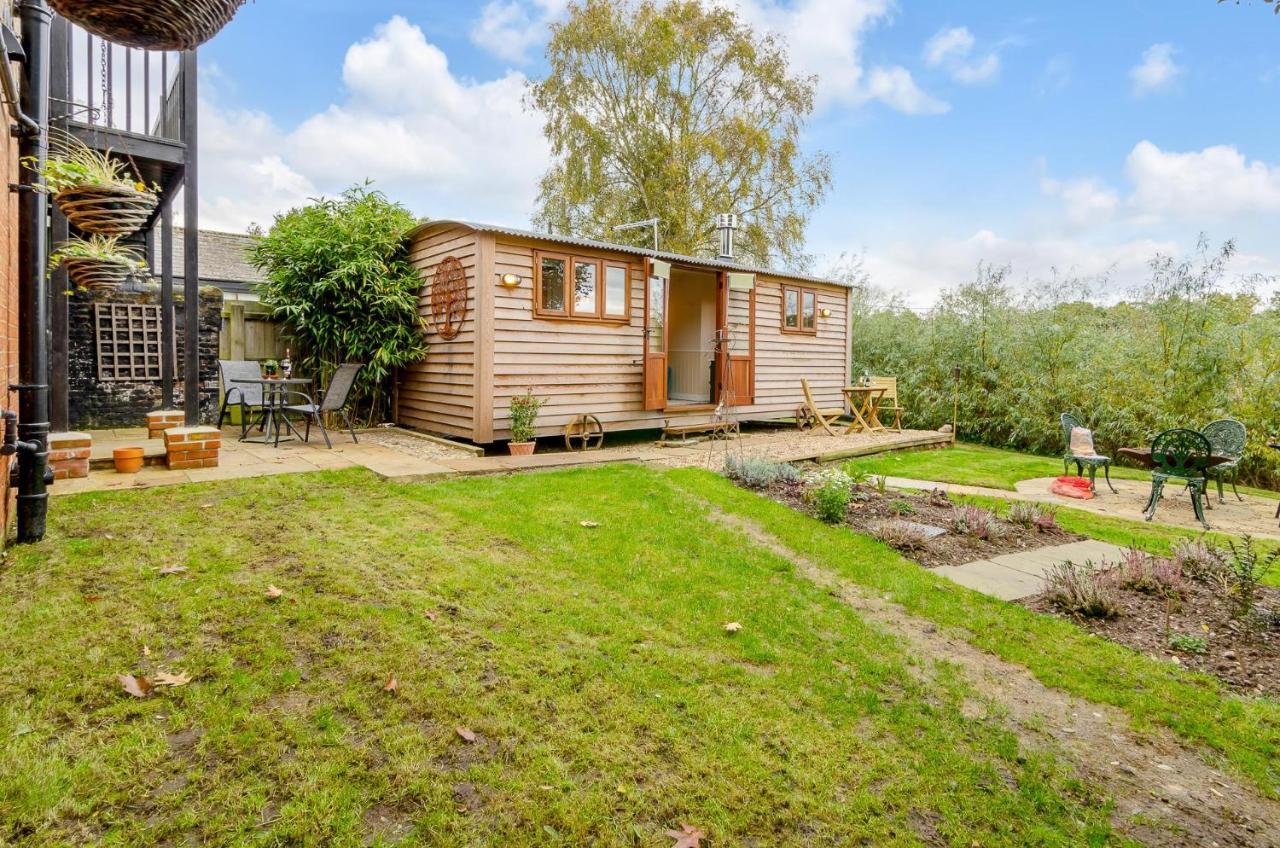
[486,236,851,440]
[397,224,479,439]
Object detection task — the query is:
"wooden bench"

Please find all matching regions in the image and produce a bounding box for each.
[659,419,740,446]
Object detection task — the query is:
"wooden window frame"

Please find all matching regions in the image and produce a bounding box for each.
[534,249,631,323]
[780,285,819,335]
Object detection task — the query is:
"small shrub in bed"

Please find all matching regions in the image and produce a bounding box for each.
[950,504,1006,541]
[1171,539,1226,582]
[1009,501,1058,531]
[871,521,930,552]
[888,499,914,516]
[1112,547,1187,598]
[724,456,802,488]
[1168,633,1209,654]
[1223,536,1280,620]
[927,488,952,508]
[1043,560,1121,619]
[810,480,852,524]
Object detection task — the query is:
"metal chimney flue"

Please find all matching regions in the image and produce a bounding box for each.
[715,213,738,260]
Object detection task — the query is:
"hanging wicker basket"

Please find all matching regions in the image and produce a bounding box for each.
[54,185,158,237]
[62,256,140,291]
[49,0,248,51]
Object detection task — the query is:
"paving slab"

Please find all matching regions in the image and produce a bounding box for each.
[935,560,1046,601]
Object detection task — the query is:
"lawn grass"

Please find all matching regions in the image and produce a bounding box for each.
[848,443,1280,499]
[669,469,1280,801]
[1,466,1129,847]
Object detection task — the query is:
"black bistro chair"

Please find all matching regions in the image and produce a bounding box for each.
[217,359,265,439]
[282,363,363,449]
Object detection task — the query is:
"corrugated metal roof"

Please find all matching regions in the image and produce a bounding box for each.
[409,219,852,288]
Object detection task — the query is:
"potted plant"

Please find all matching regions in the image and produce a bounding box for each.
[26,133,158,237]
[48,235,148,291]
[508,390,543,456]
[49,0,249,50]
[262,359,280,379]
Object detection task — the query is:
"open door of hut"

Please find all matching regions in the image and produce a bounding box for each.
[643,258,670,410]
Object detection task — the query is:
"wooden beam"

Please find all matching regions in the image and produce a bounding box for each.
[473,231,496,443]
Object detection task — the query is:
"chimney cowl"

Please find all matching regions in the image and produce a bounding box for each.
[715,213,738,260]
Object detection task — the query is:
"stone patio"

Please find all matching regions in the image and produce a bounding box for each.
[55,426,952,496]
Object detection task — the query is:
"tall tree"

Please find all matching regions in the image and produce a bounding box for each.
[529,0,831,269]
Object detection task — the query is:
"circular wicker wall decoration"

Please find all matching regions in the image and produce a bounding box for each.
[50,0,248,51]
[431,256,468,340]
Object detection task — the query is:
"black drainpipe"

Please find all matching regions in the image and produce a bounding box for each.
[13,0,52,544]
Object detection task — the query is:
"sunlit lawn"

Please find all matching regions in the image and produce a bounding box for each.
[1,466,1276,846]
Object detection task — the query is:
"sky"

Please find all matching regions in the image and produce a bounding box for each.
[192,0,1280,307]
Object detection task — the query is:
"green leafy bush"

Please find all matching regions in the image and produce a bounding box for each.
[250,185,427,425]
[809,480,852,524]
[848,239,1280,487]
[1222,536,1279,619]
[1168,633,1208,655]
[508,391,544,443]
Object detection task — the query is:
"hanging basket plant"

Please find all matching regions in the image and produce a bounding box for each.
[50,236,149,292]
[49,0,248,51]
[25,133,158,237]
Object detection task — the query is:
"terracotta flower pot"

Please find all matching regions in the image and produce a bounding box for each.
[113,446,145,474]
[508,441,536,456]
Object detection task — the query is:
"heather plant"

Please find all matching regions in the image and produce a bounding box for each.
[1111,548,1187,598]
[1043,560,1121,619]
[870,521,930,553]
[888,499,914,516]
[1171,539,1227,582]
[1009,502,1058,531]
[927,488,952,508]
[724,455,802,488]
[950,504,1005,541]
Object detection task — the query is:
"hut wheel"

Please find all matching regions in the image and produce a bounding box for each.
[795,404,815,432]
[564,414,605,451]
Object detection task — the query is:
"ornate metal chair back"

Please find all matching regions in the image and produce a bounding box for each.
[1150,428,1211,477]
[1060,412,1082,449]
[1202,419,1246,462]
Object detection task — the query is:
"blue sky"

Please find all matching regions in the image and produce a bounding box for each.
[194,0,1280,305]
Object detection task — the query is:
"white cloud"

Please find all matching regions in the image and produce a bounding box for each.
[1125,140,1280,218]
[470,0,568,64]
[195,16,549,232]
[1039,176,1120,228]
[1037,54,1072,95]
[472,0,947,115]
[1130,43,1181,97]
[922,26,1001,85]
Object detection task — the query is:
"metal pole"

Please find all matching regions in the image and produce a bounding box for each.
[48,14,69,432]
[15,0,53,544]
[161,195,174,408]
[180,50,199,425]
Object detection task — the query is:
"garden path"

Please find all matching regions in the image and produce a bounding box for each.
[937,539,1130,600]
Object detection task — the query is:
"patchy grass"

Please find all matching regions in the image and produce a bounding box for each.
[848,444,1279,499]
[669,469,1280,799]
[1,467,1127,847]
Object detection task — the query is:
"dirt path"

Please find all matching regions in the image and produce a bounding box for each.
[707,506,1280,848]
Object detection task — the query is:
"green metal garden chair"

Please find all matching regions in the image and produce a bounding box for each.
[1144,428,1212,530]
[1060,412,1117,493]
[1202,418,1246,504]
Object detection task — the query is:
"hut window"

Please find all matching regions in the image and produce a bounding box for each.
[535,250,630,322]
[781,286,818,335]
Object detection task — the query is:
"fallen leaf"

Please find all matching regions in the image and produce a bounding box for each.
[157,566,188,576]
[142,645,151,657]
[119,674,153,698]
[13,724,33,737]
[153,671,191,688]
[579,520,599,528]
[723,622,743,633]
[265,585,284,601]
[424,610,438,621]
[665,823,706,848]
[455,726,477,743]
[83,595,102,603]
[383,674,398,693]
[200,503,214,508]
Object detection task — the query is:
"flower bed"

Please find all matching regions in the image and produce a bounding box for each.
[723,457,1082,568]
[1024,542,1280,695]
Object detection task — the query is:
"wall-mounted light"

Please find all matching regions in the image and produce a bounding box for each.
[819,308,832,318]
[499,272,523,288]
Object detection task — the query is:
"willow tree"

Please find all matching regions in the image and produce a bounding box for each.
[250,185,427,425]
[529,0,831,269]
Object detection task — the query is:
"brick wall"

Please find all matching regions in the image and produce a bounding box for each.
[1,13,22,536]
[69,285,223,428]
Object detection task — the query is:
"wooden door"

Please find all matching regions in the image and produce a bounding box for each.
[643,260,669,410]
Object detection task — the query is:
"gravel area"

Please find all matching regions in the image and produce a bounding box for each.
[361,428,479,461]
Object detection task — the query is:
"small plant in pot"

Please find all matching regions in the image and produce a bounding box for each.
[508,390,544,456]
[262,359,280,379]
[48,235,148,291]
[25,133,158,237]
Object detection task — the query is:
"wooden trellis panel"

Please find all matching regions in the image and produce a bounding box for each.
[95,303,163,382]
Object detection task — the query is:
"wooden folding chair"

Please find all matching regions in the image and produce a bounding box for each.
[869,376,904,432]
[799,379,840,436]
